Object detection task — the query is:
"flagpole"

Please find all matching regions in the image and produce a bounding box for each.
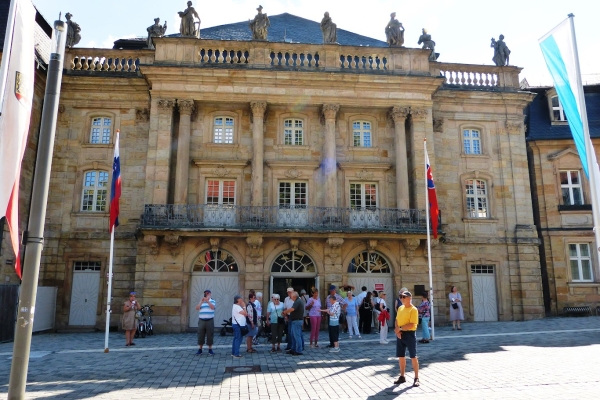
[104,229,115,352]
[568,14,600,263]
[424,138,435,340]
[8,19,67,399]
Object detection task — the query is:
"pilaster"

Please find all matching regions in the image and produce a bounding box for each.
[150,98,175,204]
[250,101,267,207]
[409,107,431,209]
[174,99,195,204]
[321,104,340,208]
[390,106,411,209]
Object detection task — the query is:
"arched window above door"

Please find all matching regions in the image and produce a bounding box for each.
[271,250,316,273]
[348,251,391,273]
[193,249,238,272]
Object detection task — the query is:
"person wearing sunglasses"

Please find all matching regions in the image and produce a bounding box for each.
[393,291,420,387]
[266,294,284,352]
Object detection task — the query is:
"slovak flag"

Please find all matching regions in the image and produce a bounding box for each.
[109,130,121,233]
[425,145,439,239]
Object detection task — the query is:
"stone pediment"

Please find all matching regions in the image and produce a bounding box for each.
[547,148,579,161]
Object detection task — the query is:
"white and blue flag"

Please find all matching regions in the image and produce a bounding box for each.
[539,16,594,178]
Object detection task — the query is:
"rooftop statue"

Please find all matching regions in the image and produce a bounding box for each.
[178,1,200,38]
[146,18,167,49]
[249,5,270,40]
[418,28,438,61]
[65,12,81,48]
[491,35,510,66]
[385,12,404,47]
[320,12,337,44]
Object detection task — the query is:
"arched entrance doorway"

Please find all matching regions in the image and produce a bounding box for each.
[270,250,318,300]
[189,249,239,328]
[346,250,394,323]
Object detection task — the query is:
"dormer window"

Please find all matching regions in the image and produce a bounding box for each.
[551,96,567,122]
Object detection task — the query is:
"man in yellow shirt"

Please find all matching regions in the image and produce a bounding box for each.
[393,291,420,387]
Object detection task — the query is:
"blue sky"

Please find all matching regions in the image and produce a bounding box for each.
[32,0,599,86]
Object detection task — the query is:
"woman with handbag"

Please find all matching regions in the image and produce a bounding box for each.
[359,292,374,334]
[449,286,464,330]
[305,289,322,348]
[266,294,285,352]
[122,291,140,347]
[231,295,248,358]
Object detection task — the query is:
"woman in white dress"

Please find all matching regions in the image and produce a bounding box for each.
[448,286,464,330]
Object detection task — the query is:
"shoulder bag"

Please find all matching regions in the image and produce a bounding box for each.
[233,314,249,336]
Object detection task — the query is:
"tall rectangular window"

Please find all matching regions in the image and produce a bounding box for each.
[206,180,235,205]
[350,183,377,209]
[463,129,481,154]
[466,179,488,218]
[278,182,307,208]
[569,243,593,282]
[352,121,372,147]
[560,170,583,205]
[214,117,234,144]
[284,119,304,145]
[81,171,109,211]
[90,117,111,144]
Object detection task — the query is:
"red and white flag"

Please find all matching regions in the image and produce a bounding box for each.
[425,146,439,239]
[0,0,36,278]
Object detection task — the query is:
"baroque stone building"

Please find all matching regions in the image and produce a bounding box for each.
[2,13,545,331]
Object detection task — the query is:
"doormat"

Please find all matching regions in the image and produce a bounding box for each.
[225,365,262,373]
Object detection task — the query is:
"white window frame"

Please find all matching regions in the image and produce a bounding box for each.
[569,243,593,282]
[466,179,488,218]
[81,170,109,212]
[283,119,304,146]
[213,117,234,144]
[90,117,112,144]
[352,121,372,147]
[205,179,236,206]
[551,95,567,122]
[560,170,583,205]
[350,182,378,210]
[463,129,481,155]
[278,181,307,208]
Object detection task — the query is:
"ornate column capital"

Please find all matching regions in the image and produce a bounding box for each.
[250,101,267,118]
[177,99,195,115]
[157,99,175,111]
[389,106,410,124]
[410,107,428,121]
[505,120,523,133]
[321,104,340,120]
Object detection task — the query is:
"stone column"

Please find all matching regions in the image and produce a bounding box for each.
[250,102,267,207]
[390,106,411,209]
[409,108,430,209]
[322,104,340,208]
[151,98,175,204]
[174,99,195,205]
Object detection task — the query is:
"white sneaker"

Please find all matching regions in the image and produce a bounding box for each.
[380,340,389,344]
[329,347,340,352]
[358,335,362,339]
[348,336,353,339]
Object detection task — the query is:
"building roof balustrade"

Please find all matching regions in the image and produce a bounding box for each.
[139,204,434,235]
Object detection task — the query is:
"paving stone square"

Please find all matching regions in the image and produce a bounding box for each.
[1,317,599,399]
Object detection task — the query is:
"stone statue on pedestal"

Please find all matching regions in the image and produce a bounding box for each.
[418,28,438,61]
[146,18,167,49]
[385,12,404,47]
[249,5,270,40]
[491,35,510,66]
[321,12,337,44]
[178,1,200,38]
[65,12,81,48]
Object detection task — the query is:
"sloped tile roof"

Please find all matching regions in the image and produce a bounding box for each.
[525,85,600,141]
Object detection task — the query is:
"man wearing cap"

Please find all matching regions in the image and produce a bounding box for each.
[282,291,305,355]
[283,287,295,351]
[195,289,216,355]
[394,291,420,387]
[325,285,344,347]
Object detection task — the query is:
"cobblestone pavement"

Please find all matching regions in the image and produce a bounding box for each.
[1,317,600,399]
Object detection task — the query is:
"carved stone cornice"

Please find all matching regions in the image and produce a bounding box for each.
[389,106,410,124]
[433,118,444,133]
[506,120,522,133]
[410,108,428,121]
[250,101,267,118]
[321,104,340,120]
[157,99,175,112]
[177,99,195,115]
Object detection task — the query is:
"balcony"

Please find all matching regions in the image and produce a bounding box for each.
[140,204,431,234]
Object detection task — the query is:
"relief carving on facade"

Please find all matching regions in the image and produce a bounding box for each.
[325,237,344,264]
[366,239,378,251]
[157,99,175,111]
[356,169,374,180]
[290,238,300,252]
[246,234,263,261]
[136,108,149,122]
[164,234,182,257]
[505,120,522,133]
[284,167,303,179]
[410,108,428,121]
[209,237,220,252]
[177,99,195,115]
[213,165,231,177]
[403,238,421,262]
[433,117,444,133]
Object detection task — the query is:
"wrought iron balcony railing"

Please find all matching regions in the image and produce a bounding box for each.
[140,204,431,234]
